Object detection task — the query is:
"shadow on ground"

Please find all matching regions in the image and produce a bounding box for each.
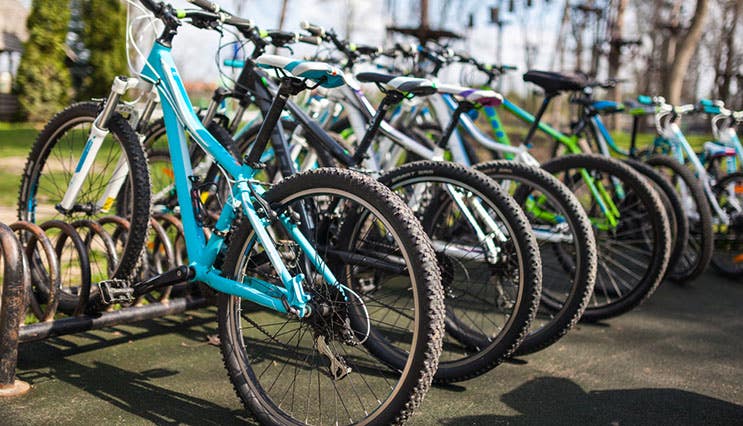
[24,359,247,425]
[438,376,743,425]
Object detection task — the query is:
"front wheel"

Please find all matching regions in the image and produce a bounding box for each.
[710,171,743,277]
[644,154,713,283]
[17,102,150,313]
[218,168,444,426]
[379,161,542,382]
[474,160,597,355]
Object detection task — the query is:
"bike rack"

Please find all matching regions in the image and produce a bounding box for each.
[0,216,210,397]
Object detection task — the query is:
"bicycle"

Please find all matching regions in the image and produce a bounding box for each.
[19,1,447,424]
[284,28,598,355]
[378,45,671,320]
[632,96,743,278]
[141,25,544,383]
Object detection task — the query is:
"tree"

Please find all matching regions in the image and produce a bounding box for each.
[665,0,709,104]
[79,0,127,100]
[14,0,72,122]
[714,0,741,102]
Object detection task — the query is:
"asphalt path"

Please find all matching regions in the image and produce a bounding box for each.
[1,271,741,425]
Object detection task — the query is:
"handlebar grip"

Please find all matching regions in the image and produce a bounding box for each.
[298,35,322,45]
[300,21,325,37]
[186,0,221,13]
[500,64,518,71]
[224,16,252,29]
[223,59,245,68]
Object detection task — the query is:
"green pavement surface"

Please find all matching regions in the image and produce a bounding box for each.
[0,272,741,425]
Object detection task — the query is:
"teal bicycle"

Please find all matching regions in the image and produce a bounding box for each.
[18,1,446,424]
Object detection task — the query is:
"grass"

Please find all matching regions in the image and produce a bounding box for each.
[0,126,40,157]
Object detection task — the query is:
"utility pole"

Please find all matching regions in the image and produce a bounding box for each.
[420,0,429,29]
[489,2,510,92]
[552,1,571,71]
[278,0,290,31]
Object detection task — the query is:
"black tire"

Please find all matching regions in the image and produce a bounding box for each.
[710,171,743,277]
[17,102,150,312]
[541,154,671,321]
[378,161,542,382]
[645,154,713,283]
[623,158,690,278]
[473,160,597,355]
[218,168,444,426]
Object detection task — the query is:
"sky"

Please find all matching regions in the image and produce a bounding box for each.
[11,0,717,97]
[127,0,563,93]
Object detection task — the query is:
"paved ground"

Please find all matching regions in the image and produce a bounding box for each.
[1,271,741,425]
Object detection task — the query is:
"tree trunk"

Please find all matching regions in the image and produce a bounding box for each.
[277,0,290,30]
[666,0,709,104]
[607,0,628,126]
[719,0,741,101]
[420,0,429,28]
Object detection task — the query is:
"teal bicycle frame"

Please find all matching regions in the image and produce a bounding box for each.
[69,39,344,318]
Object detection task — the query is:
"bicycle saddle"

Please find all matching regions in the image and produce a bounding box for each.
[436,83,502,107]
[355,72,437,96]
[523,70,587,93]
[255,54,346,88]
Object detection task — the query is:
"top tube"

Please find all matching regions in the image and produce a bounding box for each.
[141,41,244,179]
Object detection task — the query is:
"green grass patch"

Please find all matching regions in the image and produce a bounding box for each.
[0,169,21,207]
[0,126,39,157]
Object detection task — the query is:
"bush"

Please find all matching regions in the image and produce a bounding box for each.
[79,0,127,99]
[14,0,72,122]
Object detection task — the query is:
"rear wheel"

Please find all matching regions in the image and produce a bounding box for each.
[218,168,444,426]
[541,155,671,321]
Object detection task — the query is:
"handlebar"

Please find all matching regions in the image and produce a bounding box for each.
[186,0,220,13]
[301,21,325,37]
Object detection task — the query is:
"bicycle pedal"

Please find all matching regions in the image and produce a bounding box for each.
[98,279,134,304]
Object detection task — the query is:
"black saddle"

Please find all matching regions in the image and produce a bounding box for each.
[523,70,587,93]
[355,72,437,96]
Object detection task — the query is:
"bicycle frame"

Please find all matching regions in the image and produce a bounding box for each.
[652,116,732,224]
[430,93,621,228]
[214,64,508,263]
[61,40,350,318]
[709,114,743,172]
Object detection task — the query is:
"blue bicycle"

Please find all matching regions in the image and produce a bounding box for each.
[18,1,445,424]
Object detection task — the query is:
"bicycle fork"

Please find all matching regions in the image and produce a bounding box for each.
[58,76,145,215]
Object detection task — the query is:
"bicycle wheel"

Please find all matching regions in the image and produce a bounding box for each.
[623,158,689,278]
[17,102,150,312]
[378,161,541,382]
[710,171,743,277]
[644,154,713,283]
[473,160,597,355]
[218,168,444,426]
[541,154,671,321]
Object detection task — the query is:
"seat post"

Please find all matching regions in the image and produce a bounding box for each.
[352,91,405,164]
[522,92,557,146]
[437,102,473,149]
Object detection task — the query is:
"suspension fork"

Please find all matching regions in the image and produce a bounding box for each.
[58,76,145,214]
[444,184,508,264]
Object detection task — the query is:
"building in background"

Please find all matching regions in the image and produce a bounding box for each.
[0,0,29,120]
